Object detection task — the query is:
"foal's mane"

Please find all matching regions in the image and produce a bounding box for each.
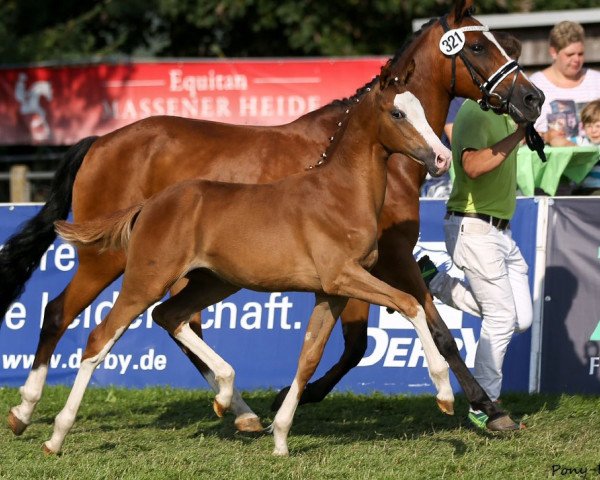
[307,18,442,170]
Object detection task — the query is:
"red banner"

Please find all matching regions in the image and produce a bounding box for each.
[0,58,386,146]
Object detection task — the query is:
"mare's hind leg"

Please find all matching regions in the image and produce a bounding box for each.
[271,298,368,411]
[376,248,515,429]
[322,262,454,414]
[43,286,161,454]
[421,294,517,429]
[8,250,124,436]
[153,274,262,432]
[167,274,261,432]
[272,294,348,456]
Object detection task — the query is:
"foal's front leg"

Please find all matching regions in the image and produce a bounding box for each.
[271,294,348,456]
[271,299,368,411]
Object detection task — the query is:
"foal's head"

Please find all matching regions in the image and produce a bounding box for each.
[375,61,451,177]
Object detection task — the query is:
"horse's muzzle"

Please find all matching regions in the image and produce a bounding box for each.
[511,84,545,124]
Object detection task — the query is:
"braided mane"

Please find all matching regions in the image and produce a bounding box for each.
[327,17,438,108]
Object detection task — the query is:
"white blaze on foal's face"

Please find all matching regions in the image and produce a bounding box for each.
[393,92,450,160]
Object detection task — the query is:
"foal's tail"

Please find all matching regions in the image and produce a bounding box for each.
[55,203,144,253]
[0,136,98,321]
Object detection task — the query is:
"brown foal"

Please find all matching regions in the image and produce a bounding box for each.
[46,65,451,456]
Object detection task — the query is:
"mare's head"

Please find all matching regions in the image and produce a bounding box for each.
[375,60,451,177]
[394,0,543,124]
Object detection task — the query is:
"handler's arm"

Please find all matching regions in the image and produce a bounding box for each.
[461,124,527,178]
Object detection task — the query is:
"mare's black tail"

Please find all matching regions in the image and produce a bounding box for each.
[0,136,98,323]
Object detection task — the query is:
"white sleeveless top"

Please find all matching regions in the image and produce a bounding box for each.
[529,69,600,134]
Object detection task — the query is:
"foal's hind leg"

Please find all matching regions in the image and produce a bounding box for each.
[8,250,124,436]
[167,275,261,432]
[152,276,262,431]
[322,263,454,414]
[271,294,348,456]
[43,288,160,454]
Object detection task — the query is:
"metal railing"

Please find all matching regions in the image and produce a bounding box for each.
[0,165,54,202]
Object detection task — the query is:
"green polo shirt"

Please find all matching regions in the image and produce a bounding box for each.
[446,100,518,220]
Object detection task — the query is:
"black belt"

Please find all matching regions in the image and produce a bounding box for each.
[446,210,510,230]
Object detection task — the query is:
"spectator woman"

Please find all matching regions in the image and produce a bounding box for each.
[530,21,600,146]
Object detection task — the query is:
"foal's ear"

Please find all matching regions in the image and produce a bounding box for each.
[379,58,415,89]
[379,59,394,89]
[398,59,416,87]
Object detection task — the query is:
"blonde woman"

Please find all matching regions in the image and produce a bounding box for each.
[530,21,600,146]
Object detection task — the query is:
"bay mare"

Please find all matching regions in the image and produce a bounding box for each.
[47,69,451,456]
[2,0,543,437]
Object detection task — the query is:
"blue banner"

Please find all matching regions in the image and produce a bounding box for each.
[0,199,537,394]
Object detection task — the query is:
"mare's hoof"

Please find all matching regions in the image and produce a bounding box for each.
[213,399,227,418]
[486,414,522,431]
[234,414,263,433]
[436,398,454,416]
[42,442,57,455]
[7,410,28,436]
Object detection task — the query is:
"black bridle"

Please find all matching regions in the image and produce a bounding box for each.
[439,14,546,161]
[439,14,520,115]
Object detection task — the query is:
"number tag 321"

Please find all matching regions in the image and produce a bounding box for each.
[439,29,466,56]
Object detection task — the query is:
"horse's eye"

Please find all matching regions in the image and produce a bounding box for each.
[470,43,484,54]
[392,110,406,119]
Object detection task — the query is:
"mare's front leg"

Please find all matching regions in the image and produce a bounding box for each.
[271,298,368,410]
[271,294,348,456]
[8,249,125,436]
[166,273,262,432]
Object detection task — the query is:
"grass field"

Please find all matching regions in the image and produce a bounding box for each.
[1,387,599,479]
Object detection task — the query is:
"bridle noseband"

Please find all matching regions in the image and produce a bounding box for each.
[439,14,520,114]
[439,14,546,162]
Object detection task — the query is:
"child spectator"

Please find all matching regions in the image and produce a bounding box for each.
[573,100,600,195]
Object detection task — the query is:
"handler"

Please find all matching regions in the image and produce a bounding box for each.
[421,34,533,429]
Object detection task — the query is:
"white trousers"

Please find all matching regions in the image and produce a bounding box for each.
[429,215,532,402]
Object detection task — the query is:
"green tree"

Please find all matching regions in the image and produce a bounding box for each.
[0,0,597,62]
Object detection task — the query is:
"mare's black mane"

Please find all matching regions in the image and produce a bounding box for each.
[328,17,439,108]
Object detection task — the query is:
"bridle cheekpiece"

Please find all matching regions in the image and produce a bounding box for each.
[439,14,521,114]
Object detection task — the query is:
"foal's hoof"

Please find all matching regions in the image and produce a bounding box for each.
[42,442,57,455]
[7,410,28,436]
[213,399,227,418]
[436,398,455,416]
[234,413,263,433]
[272,446,289,457]
[486,414,522,431]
